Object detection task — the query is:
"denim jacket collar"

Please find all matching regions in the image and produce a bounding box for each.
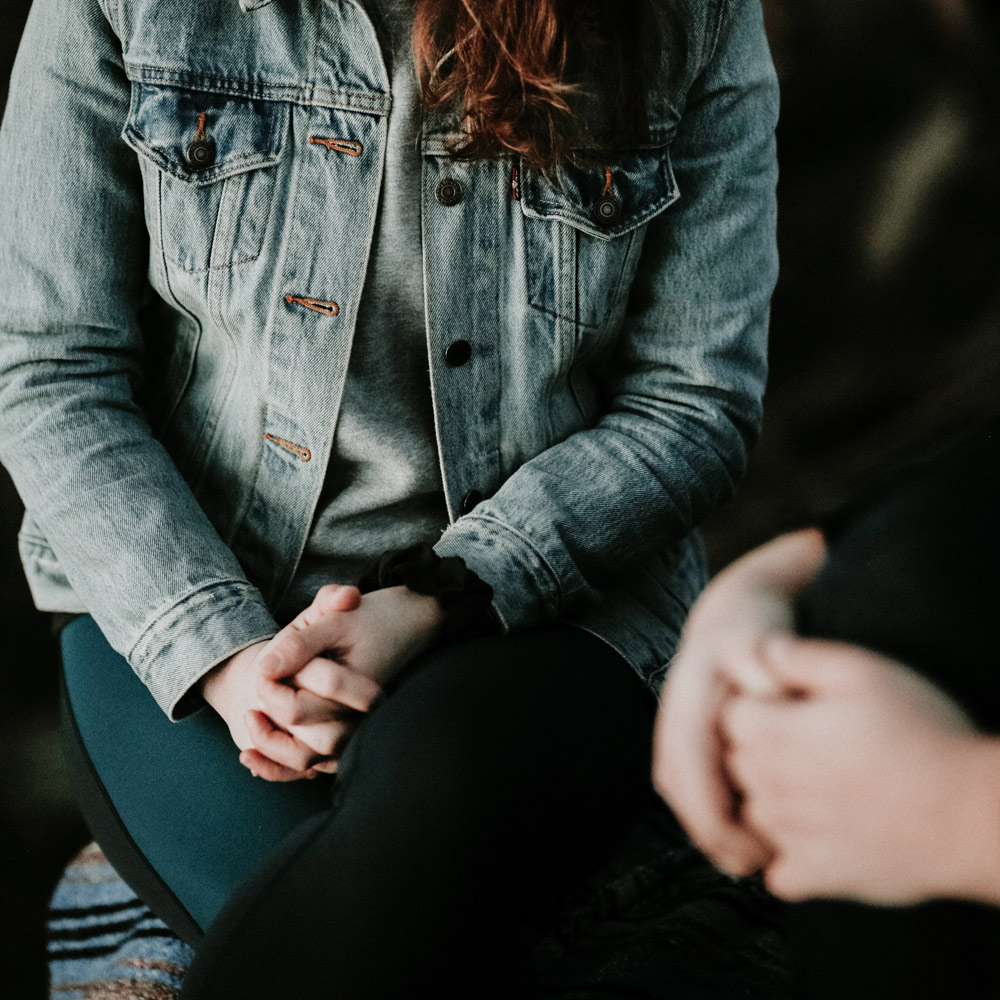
[239,0,277,11]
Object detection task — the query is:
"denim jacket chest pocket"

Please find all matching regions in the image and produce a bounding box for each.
[123,82,288,274]
[518,145,679,336]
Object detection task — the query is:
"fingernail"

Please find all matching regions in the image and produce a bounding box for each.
[251,771,259,778]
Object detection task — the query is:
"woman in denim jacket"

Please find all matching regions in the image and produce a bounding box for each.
[0,0,777,995]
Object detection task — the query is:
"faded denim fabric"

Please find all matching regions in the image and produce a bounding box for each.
[0,0,778,719]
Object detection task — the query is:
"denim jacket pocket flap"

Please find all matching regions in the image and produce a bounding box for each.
[123,82,288,186]
[519,148,679,241]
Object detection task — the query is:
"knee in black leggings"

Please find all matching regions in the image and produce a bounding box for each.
[180,627,655,1000]
[333,627,656,888]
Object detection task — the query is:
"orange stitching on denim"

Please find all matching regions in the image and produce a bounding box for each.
[511,164,520,201]
[308,137,364,157]
[285,295,340,317]
[195,111,207,142]
[265,433,312,462]
[602,167,613,196]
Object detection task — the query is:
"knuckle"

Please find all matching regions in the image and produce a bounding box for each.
[290,605,311,627]
[284,703,307,727]
[322,670,346,700]
[256,675,280,703]
[284,633,308,660]
[259,685,297,725]
[287,746,313,771]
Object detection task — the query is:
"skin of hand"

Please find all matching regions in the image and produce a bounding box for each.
[241,583,446,782]
[652,528,828,876]
[722,637,1000,907]
[200,584,383,782]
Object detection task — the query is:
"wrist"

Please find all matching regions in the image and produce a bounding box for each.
[199,655,235,712]
[199,640,268,712]
[357,543,497,641]
[399,585,447,634]
[940,735,1000,906]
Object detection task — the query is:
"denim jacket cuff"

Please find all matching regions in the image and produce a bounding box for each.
[127,580,277,720]
[433,515,567,633]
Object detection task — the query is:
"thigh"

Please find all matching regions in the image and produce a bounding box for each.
[180,625,656,1000]
[60,615,332,940]
[347,623,657,861]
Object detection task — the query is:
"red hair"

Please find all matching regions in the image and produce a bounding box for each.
[413,0,678,168]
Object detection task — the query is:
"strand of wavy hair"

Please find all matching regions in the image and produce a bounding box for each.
[414,0,669,168]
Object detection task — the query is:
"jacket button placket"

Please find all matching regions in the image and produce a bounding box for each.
[444,340,472,367]
[460,489,483,516]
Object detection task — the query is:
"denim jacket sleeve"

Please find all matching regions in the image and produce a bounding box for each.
[0,0,278,718]
[434,0,779,630]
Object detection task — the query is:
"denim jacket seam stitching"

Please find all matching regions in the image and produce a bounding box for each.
[127,579,260,664]
[97,0,121,37]
[148,183,205,420]
[125,128,283,187]
[123,65,390,113]
[524,192,674,241]
[705,0,732,70]
[143,148,280,175]
[527,299,601,332]
[187,276,241,499]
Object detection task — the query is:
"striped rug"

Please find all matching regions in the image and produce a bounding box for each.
[47,843,192,1000]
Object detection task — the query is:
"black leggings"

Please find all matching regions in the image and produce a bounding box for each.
[61,617,656,999]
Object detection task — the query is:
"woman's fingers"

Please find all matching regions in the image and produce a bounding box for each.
[308,758,340,775]
[239,747,318,783]
[289,717,359,759]
[257,654,381,715]
[256,673,363,728]
[293,657,383,708]
[244,709,327,774]
[291,583,363,626]
[243,704,362,779]
[258,585,363,681]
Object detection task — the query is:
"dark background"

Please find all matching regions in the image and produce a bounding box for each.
[2,0,999,995]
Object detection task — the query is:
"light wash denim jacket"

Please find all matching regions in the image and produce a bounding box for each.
[0,0,778,719]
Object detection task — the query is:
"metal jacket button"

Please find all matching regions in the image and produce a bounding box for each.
[435,178,464,206]
[186,138,216,172]
[445,340,472,367]
[593,195,622,225]
[460,489,482,515]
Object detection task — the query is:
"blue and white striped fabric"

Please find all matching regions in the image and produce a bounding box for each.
[47,843,192,1000]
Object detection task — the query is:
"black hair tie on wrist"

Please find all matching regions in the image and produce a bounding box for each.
[357,543,499,641]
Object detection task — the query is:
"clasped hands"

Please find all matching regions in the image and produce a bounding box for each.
[202,584,444,782]
[653,529,1000,906]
